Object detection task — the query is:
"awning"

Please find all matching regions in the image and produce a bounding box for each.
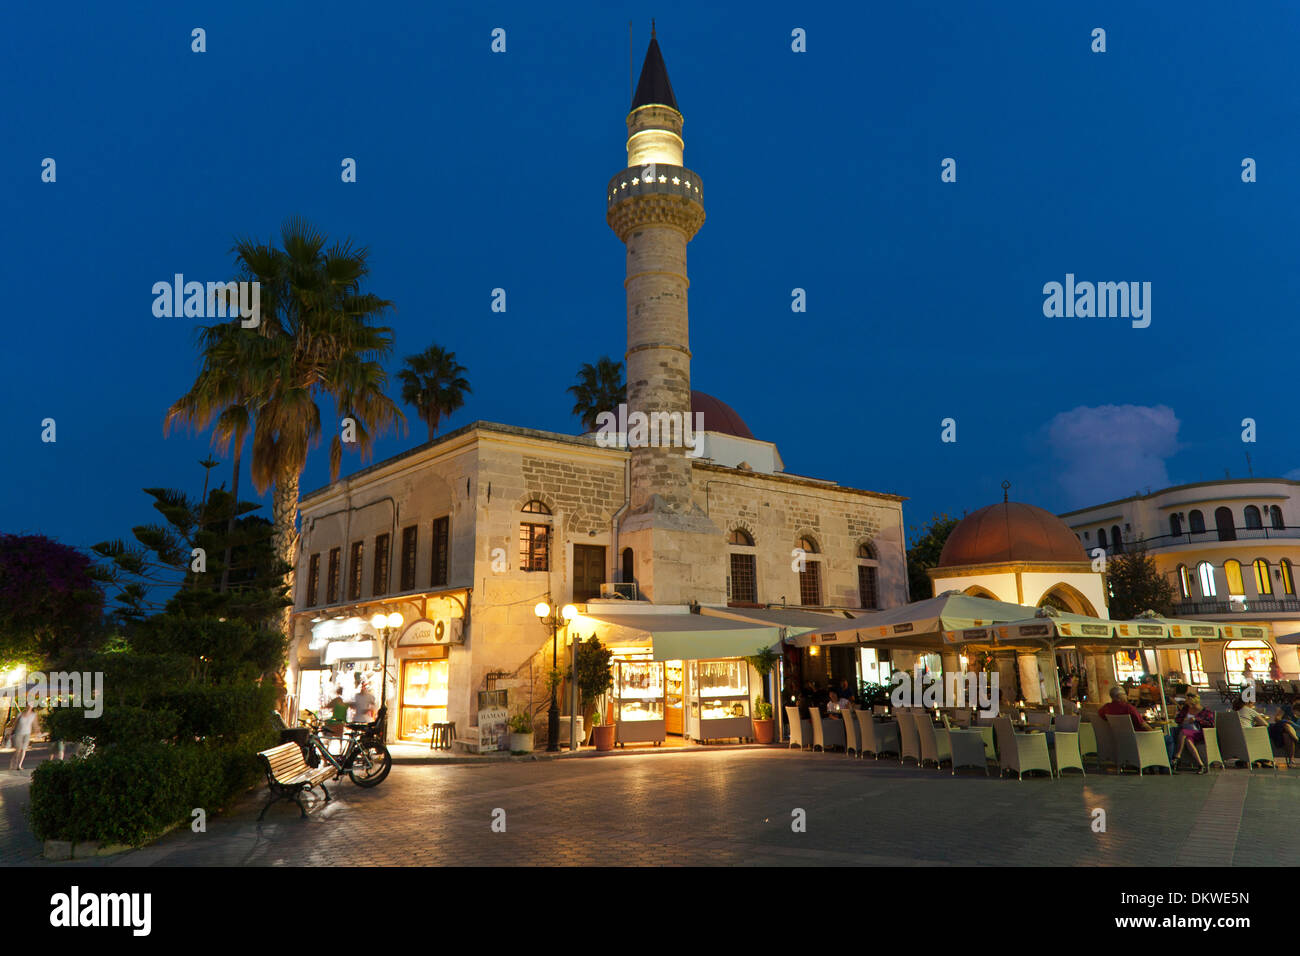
[574,610,782,662]
[701,606,851,638]
[791,592,1034,649]
[1277,632,1300,645]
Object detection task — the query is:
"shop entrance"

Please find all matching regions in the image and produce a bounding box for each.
[399,658,449,742]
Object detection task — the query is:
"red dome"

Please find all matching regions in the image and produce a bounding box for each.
[938,501,1087,567]
[690,391,754,439]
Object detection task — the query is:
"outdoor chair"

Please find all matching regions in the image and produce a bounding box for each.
[1052,731,1085,776]
[842,708,860,756]
[1199,725,1225,770]
[1027,711,1051,729]
[951,709,972,727]
[858,711,900,759]
[1214,712,1276,771]
[915,714,951,769]
[873,705,889,716]
[1106,715,1171,775]
[1077,722,1099,766]
[1054,714,1079,733]
[992,718,1053,780]
[947,728,989,776]
[896,711,922,765]
[785,706,811,750]
[809,709,846,752]
[1085,714,1115,768]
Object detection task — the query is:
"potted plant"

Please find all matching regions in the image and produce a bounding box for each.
[575,636,614,746]
[745,645,780,743]
[507,712,534,753]
[590,708,615,751]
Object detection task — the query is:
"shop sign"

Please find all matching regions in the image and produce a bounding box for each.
[477,689,508,753]
[398,618,438,646]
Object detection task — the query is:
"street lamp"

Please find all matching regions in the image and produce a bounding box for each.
[535,601,577,752]
[370,611,403,710]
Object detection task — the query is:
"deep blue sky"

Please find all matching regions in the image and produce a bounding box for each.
[4,1,1299,556]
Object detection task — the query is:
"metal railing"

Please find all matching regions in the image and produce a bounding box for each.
[1090,525,1300,552]
[1173,598,1300,615]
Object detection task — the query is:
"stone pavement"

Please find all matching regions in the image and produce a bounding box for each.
[3,748,1298,866]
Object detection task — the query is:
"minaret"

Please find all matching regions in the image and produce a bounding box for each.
[607,30,724,604]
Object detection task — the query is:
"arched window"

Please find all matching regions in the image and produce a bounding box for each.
[857,541,879,609]
[1189,510,1205,534]
[1177,564,1192,599]
[796,536,821,605]
[1169,514,1183,537]
[1097,528,1108,549]
[1224,560,1244,596]
[1197,561,1217,598]
[1225,639,1270,685]
[727,528,756,603]
[1253,559,1272,596]
[1110,525,1123,554]
[519,500,552,572]
[1270,505,1285,530]
[1244,506,1262,530]
[1282,559,1295,596]
[1214,506,1236,542]
[621,547,634,584]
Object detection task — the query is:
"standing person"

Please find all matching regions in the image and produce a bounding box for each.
[1242,658,1255,685]
[324,687,348,736]
[8,703,39,771]
[1269,656,1284,681]
[351,682,376,725]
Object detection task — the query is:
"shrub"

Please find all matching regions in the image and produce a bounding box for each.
[45,705,180,749]
[153,682,278,740]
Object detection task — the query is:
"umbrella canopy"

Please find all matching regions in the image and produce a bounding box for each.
[792,592,1033,649]
[945,610,1117,651]
[1277,632,1300,646]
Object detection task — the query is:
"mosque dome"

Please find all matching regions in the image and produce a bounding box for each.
[938,501,1087,567]
[690,391,754,439]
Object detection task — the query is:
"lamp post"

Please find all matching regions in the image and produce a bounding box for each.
[369,611,404,711]
[535,601,577,752]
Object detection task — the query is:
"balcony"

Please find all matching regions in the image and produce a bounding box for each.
[1092,525,1300,554]
[1174,598,1300,615]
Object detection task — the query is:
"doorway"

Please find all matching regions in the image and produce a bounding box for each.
[573,544,606,602]
[399,658,449,742]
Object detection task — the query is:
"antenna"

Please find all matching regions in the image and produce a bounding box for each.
[1246,451,1254,477]
[629,21,633,103]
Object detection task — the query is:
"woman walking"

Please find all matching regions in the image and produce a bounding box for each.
[8,703,39,771]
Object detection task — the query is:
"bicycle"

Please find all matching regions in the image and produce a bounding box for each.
[301,705,392,788]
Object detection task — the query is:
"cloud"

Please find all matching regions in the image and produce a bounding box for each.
[1286,468,1300,481]
[1047,404,1181,507]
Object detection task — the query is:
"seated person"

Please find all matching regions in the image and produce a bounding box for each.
[1234,696,1268,729]
[1171,694,1212,773]
[1268,699,1300,768]
[825,690,844,717]
[1098,686,1155,731]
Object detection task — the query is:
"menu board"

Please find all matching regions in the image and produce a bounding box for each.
[477,689,508,752]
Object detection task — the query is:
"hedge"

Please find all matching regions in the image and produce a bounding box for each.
[29,728,277,846]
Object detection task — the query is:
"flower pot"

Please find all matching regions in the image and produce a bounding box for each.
[508,732,534,753]
[592,724,616,751]
[752,718,774,744]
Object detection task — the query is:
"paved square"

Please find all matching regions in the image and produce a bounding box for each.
[2,750,1295,866]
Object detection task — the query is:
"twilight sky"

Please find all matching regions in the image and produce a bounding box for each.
[4,0,1298,555]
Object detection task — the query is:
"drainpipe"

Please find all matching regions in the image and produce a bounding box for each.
[611,457,631,587]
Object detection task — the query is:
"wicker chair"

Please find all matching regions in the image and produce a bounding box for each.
[915,714,951,769]
[1215,711,1276,771]
[992,717,1054,780]
[857,711,899,759]
[842,708,860,756]
[947,728,989,776]
[896,711,922,765]
[1053,731,1086,776]
[1107,715,1171,775]
[785,706,811,750]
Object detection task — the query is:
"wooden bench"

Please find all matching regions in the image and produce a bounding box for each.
[256,742,334,820]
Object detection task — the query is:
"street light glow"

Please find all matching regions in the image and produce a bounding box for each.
[535,601,551,620]
[561,604,577,621]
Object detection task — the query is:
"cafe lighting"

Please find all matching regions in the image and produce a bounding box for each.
[561,604,577,621]
[535,601,550,620]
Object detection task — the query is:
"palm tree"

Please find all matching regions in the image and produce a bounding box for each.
[568,356,626,433]
[398,345,471,441]
[168,217,403,642]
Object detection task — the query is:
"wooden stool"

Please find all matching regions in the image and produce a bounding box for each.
[430,722,455,751]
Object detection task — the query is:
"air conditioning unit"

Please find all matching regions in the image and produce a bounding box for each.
[432,618,466,644]
[599,582,638,600]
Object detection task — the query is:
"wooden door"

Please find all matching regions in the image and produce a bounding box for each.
[572,544,606,602]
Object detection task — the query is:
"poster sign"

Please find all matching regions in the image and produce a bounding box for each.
[398,619,438,646]
[477,689,508,753]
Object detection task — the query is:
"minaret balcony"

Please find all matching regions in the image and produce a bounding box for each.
[607,164,703,208]
[607,164,705,239]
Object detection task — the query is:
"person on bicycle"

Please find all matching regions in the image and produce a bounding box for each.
[324,687,348,736]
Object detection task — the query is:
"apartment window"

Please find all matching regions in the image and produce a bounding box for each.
[1224,559,1244,596]
[857,541,879,609]
[1110,525,1123,554]
[1254,559,1273,596]
[1169,514,1183,537]
[1179,649,1207,685]
[729,553,757,603]
[306,553,321,606]
[1189,510,1205,534]
[1097,528,1108,550]
[797,536,821,606]
[1197,561,1216,598]
[1270,506,1285,530]
[520,500,551,572]
[347,541,364,600]
[1282,559,1295,596]
[430,516,450,587]
[1244,506,1262,530]
[373,533,390,597]
[326,547,341,604]
[400,525,418,592]
[1177,564,1191,599]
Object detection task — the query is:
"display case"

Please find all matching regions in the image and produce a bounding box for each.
[613,657,667,745]
[665,661,684,736]
[687,658,753,742]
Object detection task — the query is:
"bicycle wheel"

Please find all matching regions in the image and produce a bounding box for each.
[349,742,392,787]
